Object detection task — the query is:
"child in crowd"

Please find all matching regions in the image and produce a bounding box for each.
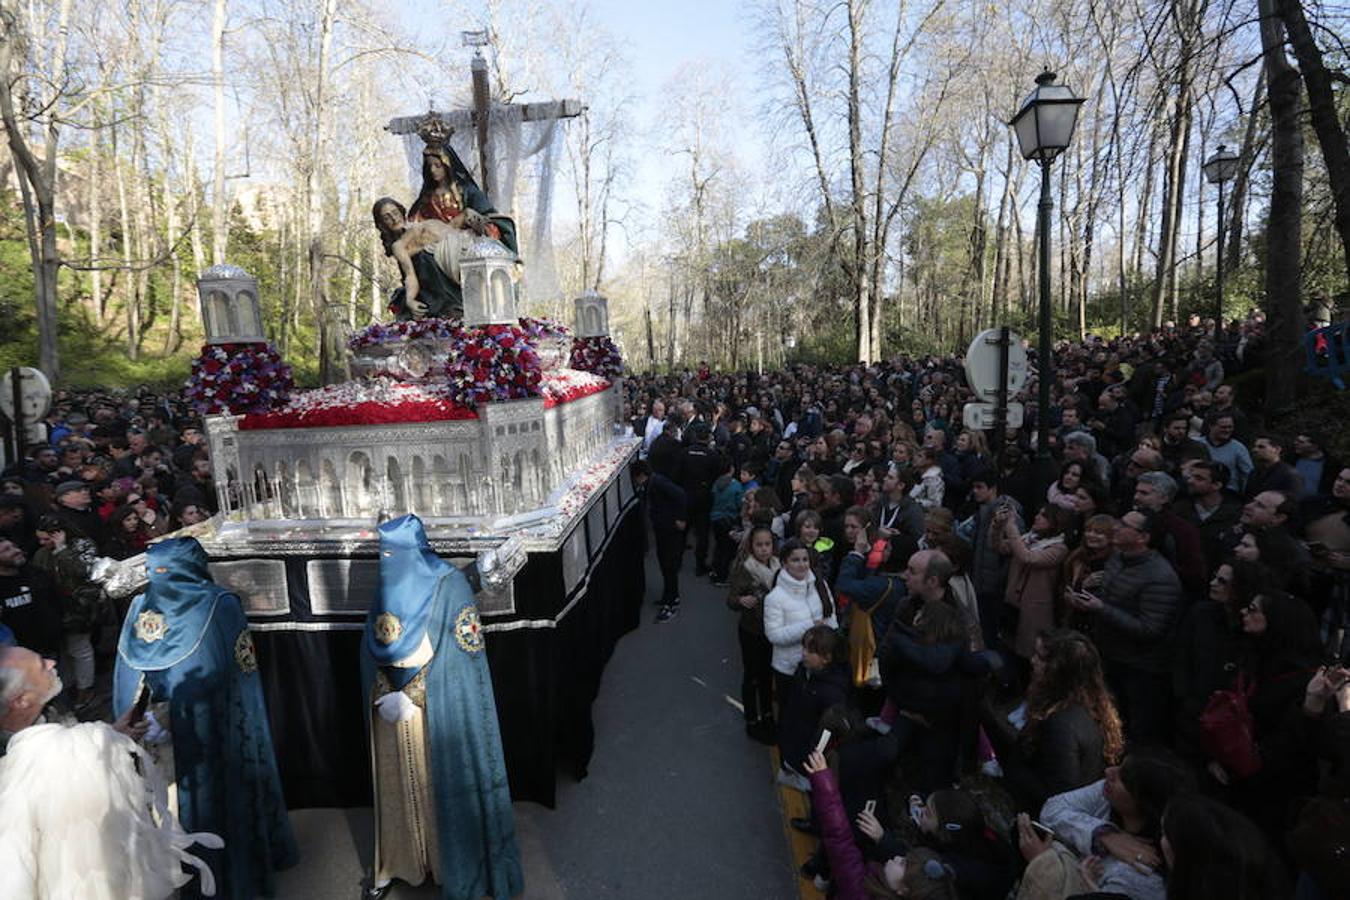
[777,625,850,783]
[726,526,781,744]
[709,462,746,584]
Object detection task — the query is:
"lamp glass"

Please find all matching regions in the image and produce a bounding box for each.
[1203,149,1240,184]
[1011,76,1083,161]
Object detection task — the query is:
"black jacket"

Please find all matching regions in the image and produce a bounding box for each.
[648,431,684,482]
[1244,460,1304,502]
[985,700,1107,814]
[878,625,965,723]
[1173,494,1243,573]
[1172,600,1249,758]
[679,443,724,508]
[1092,550,1183,673]
[645,472,688,532]
[778,660,851,771]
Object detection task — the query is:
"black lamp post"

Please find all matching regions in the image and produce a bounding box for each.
[1009,69,1083,488]
[1203,144,1240,345]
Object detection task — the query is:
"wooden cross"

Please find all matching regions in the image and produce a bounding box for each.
[385,50,584,202]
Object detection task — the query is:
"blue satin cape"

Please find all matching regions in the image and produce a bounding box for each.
[113,538,298,900]
[360,515,523,900]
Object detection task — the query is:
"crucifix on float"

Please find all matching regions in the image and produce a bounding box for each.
[384,31,584,204]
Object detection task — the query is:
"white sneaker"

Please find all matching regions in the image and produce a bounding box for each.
[865,715,892,735]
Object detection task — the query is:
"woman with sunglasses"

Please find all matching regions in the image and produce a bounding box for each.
[1206,590,1322,853]
[1171,558,1271,762]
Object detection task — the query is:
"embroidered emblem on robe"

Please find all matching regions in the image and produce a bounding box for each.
[235,630,258,674]
[374,612,403,645]
[454,605,484,653]
[134,610,169,643]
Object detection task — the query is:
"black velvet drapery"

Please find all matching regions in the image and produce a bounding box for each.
[252,502,646,809]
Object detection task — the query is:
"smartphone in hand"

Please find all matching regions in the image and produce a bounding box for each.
[1030,820,1056,842]
[130,682,151,724]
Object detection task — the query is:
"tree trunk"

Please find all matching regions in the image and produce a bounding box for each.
[211,0,229,264]
[991,140,1014,323]
[1225,70,1264,275]
[846,0,871,363]
[1278,0,1350,285]
[1133,122,1159,280]
[370,230,382,321]
[1152,86,1193,327]
[1259,0,1304,412]
[307,0,341,384]
[113,124,139,360]
[89,109,104,322]
[0,1,70,384]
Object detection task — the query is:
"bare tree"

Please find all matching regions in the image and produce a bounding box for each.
[1277,0,1350,285]
[1258,0,1303,412]
[0,0,72,382]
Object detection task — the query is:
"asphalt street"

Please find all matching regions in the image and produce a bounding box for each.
[273,539,800,899]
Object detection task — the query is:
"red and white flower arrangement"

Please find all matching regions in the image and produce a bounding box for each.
[444,324,543,407]
[570,335,624,380]
[185,342,294,416]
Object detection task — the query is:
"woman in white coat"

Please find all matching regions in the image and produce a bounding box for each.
[763,539,838,789]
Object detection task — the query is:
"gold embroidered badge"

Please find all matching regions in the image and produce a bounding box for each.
[234,630,258,674]
[373,612,403,645]
[134,610,169,644]
[454,605,484,653]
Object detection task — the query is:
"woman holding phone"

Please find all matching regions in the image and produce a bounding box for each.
[996,504,1071,682]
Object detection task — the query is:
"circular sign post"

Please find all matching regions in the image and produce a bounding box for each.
[964,329,1027,401]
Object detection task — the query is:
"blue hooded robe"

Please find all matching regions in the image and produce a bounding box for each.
[360,514,523,900]
[113,538,298,899]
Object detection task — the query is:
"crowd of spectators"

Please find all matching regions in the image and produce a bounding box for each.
[0,389,215,712]
[2,309,1347,898]
[628,310,1350,900]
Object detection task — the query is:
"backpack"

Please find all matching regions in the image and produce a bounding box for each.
[1198,673,1263,778]
[1199,668,1311,779]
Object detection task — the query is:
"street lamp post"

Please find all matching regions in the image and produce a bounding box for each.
[1203,144,1240,345]
[1009,69,1083,493]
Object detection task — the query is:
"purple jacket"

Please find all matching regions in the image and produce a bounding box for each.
[808,767,878,900]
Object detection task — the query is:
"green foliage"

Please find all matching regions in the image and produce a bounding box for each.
[791,314,856,364]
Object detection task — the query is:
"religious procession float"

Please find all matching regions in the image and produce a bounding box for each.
[97,104,646,815]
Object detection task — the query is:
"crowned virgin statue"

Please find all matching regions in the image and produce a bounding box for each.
[373,121,518,321]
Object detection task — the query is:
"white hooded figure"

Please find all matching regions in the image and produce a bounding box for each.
[0,721,221,900]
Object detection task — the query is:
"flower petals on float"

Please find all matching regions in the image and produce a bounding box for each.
[541,369,611,408]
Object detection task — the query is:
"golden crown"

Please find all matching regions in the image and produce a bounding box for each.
[416,115,453,151]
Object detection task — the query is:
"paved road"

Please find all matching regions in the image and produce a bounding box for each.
[274,542,800,899]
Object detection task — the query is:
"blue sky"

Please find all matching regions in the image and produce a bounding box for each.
[584,0,766,230]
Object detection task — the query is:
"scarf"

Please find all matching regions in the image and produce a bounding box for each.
[742,555,780,592]
[1022,531,1066,553]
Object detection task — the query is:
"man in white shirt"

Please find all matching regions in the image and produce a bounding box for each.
[640,398,667,459]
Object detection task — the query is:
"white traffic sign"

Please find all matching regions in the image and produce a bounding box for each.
[963,401,1024,432]
[964,329,1027,402]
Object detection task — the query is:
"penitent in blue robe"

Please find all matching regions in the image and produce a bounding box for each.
[113,538,298,900]
[360,514,523,900]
